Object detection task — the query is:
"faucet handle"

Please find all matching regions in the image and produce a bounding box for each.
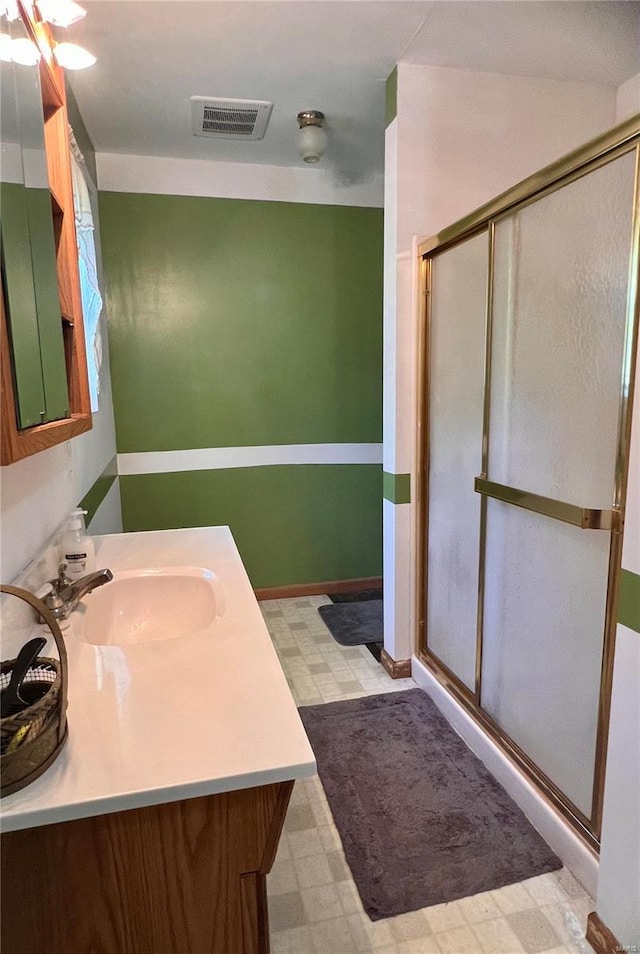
[49,563,72,593]
[40,574,69,622]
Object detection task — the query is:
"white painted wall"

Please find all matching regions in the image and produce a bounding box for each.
[382,117,398,476]
[0,340,119,584]
[97,152,383,208]
[616,72,640,122]
[382,113,415,661]
[383,497,412,662]
[597,624,640,944]
[395,65,617,254]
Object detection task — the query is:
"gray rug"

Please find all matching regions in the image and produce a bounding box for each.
[298,688,561,920]
[329,588,383,603]
[318,599,383,646]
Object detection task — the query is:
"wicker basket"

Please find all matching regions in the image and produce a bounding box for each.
[0,585,68,798]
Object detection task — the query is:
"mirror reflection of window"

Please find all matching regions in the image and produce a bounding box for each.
[69,132,102,412]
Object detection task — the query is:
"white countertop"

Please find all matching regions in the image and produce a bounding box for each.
[0,527,316,832]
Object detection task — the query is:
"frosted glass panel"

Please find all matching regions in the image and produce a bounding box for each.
[489,151,636,507]
[426,232,487,689]
[481,500,610,817]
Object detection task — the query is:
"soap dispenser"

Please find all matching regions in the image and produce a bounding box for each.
[60,509,96,580]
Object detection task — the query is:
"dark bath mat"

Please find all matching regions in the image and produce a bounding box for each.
[329,588,383,603]
[298,688,561,920]
[318,599,383,646]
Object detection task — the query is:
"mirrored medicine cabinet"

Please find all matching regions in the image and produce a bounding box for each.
[1,2,91,465]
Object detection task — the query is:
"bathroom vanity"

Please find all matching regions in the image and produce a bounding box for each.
[0,527,316,954]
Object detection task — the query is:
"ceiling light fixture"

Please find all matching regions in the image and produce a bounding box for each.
[37,0,86,27]
[297,110,326,164]
[53,39,95,69]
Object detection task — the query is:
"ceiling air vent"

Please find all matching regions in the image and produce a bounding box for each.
[190,97,273,141]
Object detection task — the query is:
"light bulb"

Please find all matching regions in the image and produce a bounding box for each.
[10,36,40,65]
[53,40,95,69]
[37,0,86,26]
[298,123,327,164]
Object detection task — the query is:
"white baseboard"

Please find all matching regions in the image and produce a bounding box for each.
[411,654,599,898]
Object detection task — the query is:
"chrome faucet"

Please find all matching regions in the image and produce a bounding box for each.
[42,563,113,621]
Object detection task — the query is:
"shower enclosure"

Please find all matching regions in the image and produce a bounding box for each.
[417,117,639,848]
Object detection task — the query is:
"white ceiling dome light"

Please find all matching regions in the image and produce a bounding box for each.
[297,110,326,164]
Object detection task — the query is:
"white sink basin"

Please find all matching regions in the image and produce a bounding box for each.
[74,566,223,646]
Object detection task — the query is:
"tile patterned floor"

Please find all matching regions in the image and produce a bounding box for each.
[261,596,596,954]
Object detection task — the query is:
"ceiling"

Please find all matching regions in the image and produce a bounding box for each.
[69,1,640,184]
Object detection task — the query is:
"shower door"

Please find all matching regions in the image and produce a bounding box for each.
[423,232,488,693]
[420,121,639,844]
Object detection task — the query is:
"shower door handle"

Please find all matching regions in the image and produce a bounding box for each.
[474,478,620,532]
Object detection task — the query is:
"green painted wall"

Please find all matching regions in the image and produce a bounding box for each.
[99,193,383,452]
[1,183,69,426]
[120,465,382,588]
[98,192,384,586]
[80,455,117,523]
[1,181,46,426]
[383,471,411,504]
[619,568,640,633]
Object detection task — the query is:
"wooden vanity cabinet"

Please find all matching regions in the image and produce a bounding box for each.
[1,2,91,465]
[1,780,293,954]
